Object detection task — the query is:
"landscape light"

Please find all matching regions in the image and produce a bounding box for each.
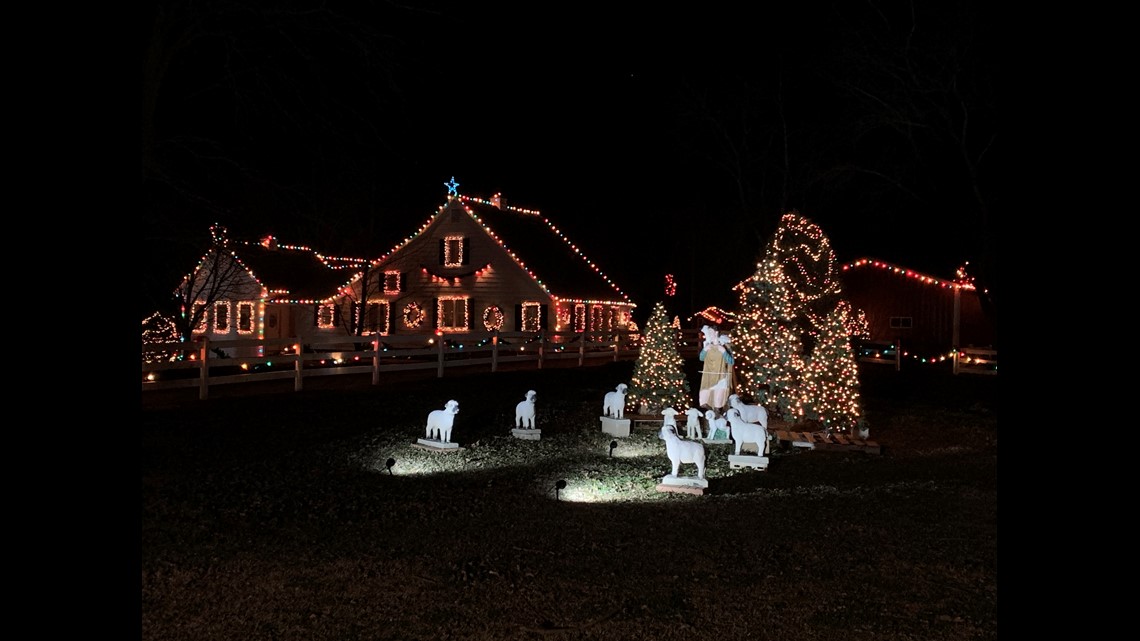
[609,440,618,457]
[386,458,396,475]
[555,479,567,501]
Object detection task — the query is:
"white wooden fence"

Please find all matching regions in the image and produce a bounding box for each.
[142,329,703,400]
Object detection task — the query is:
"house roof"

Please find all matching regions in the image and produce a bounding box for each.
[372,194,632,305]
[230,237,365,304]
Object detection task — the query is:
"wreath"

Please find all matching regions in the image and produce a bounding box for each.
[482,305,504,331]
[403,302,424,328]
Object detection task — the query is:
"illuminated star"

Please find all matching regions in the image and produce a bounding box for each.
[444,177,460,196]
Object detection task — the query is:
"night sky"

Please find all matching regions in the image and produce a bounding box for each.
[143,1,997,323]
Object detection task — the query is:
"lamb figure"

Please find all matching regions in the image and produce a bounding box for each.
[426,399,460,443]
[603,383,629,419]
[726,407,769,456]
[515,390,537,429]
[704,410,729,440]
[661,407,679,431]
[660,425,706,479]
[684,407,704,440]
[728,394,769,429]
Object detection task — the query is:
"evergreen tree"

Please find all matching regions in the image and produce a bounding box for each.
[798,302,866,433]
[771,211,844,351]
[733,253,804,421]
[627,301,692,414]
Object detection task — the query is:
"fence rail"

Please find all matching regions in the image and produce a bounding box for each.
[143,329,704,400]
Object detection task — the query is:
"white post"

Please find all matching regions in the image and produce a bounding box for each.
[198,335,209,401]
[491,331,499,373]
[437,336,445,378]
[294,336,304,391]
[372,336,380,385]
[578,332,585,367]
[538,331,545,370]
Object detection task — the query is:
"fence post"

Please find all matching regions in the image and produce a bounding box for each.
[295,336,304,391]
[372,336,380,385]
[613,332,621,362]
[952,348,960,375]
[538,331,545,369]
[578,332,585,367]
[437,335,445,378]
[491,330,499,372]
[894,338,901,372]
[197,335,209,401]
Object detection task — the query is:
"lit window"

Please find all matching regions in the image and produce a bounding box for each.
[192,301,208,333]
[213,302,231,333]
[443,235,465,267]
[365,302,389,335]
[438,297,469,331]
[589,304,604,332]
[522,301,542,332]
[237,302,255,334]
[574,303,586,332]
[384,271,401,294]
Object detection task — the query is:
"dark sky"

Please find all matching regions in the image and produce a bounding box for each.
[143,1,997,323]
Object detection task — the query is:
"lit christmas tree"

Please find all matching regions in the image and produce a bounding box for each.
[798,302,866,434]
[627,301,692,414]
[733,253,804,421]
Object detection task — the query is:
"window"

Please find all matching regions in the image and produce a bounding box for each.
[237,302,255,334]
[438,297,469,331]
[192,301,209,333]
[213,302,231,333]
[889,316,913,329]
[364,302,389,335]
[317,304,337,328]
[589,304,605,332]
[574,303,586,332]
[521,301,542,332]
[384,271,402,294]
[443,235,465,267]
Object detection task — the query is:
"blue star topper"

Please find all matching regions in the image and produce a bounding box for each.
[445,177,460,196]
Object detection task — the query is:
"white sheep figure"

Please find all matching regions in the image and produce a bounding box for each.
[515,390,537,429]
[661,407,679,430]
[603,383,629,419]
[426,399,460,443]
[704,410,728,440]
[726,407,769,456]
[660,424,706,479]
[684,407,704,440]
[728,394,769,429]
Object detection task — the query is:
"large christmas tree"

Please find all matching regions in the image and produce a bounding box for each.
[798,302,866,434]
[734,211,866,429]
[627,301,692,414]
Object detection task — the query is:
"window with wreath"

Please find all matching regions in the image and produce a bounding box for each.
[237,302,255,334]
[316,303,337,329]
[482,305,504,331]
[403,302,425,328]
[213,301,231,333]
[437,297,469,331]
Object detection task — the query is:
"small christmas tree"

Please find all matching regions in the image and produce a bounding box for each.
[627,301,692,414]
[798,302,866,434]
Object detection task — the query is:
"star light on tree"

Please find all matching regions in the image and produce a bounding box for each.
[627,301,691,415]
[445,176,460,196]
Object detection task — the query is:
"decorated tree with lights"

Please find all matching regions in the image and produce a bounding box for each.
[733,254,805,421]
[627,301,692,415]
[771,211,844,350]
[797,302,866,434]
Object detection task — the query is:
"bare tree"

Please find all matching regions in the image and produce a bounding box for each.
[171,226,256,344]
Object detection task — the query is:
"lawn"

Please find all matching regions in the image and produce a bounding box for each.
[141,359,998,641]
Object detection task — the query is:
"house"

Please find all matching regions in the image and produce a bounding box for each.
[343,189,636,339]
[176,186,637,354]
[177,225,368,357]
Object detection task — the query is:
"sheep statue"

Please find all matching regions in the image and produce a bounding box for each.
[726,407,769,456]
[661,407,679,431]
[515,390,537,429]
[704,410,729,440]
[660,424,706,480]
[603,383,629,419]
[426,399,460,443]
[684,407,704,440]
[728,394,768,429]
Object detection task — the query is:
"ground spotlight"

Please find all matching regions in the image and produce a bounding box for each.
[609,440,618,457]
[386,458,396,475]
[555,479,567,500]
